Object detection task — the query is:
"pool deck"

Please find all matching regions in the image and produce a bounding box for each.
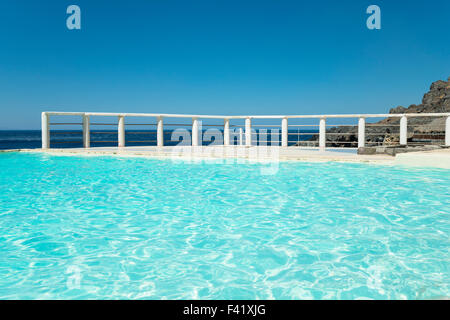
[5,146,450,169]
[394,148,450,169]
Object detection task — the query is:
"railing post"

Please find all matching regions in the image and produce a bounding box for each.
[358,117,365,148]
[319,118,326,149]
[400,115,407,145]
[223,118,230,146]
[41,112,50,149]
[157,116,164,147]
[82,114,90,148]
[118,115,125,147]
[239,128,243,146]
[446,116,450,147]
[245,117,252,146]
[281,117,288,147]
[192,118,199,146]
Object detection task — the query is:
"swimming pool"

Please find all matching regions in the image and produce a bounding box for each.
[0,152,449,299]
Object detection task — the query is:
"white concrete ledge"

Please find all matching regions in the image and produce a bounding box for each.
[4,146,395,165]
[5,147,449,169]
[394,149,450,169]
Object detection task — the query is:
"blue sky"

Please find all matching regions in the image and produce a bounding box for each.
[0,0,449,129]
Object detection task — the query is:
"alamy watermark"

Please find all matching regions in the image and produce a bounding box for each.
[66,265,82,289]
[168,121,281,175]
[66,5,381,31]
[66,5,81,30]
[366,5,381,30]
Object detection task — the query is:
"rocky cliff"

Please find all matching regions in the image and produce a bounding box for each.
[312,76,450,147]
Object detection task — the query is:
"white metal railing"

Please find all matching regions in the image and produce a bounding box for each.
[41,111,450,149]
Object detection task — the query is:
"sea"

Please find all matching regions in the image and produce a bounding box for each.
[0,130,316,150]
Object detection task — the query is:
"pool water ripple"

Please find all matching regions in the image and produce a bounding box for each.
[0,152,449,299]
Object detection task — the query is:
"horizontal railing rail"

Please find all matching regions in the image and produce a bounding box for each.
[41,111,450,149]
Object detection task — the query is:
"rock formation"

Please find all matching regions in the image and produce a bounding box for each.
[305,76,450,147]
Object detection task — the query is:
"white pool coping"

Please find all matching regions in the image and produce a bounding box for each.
[3,146,449,169]
[394,149,450,169]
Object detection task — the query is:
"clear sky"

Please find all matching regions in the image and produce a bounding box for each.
[0,0,449,129]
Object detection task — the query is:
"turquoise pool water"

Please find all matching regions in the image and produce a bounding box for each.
[0,152,449,299]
